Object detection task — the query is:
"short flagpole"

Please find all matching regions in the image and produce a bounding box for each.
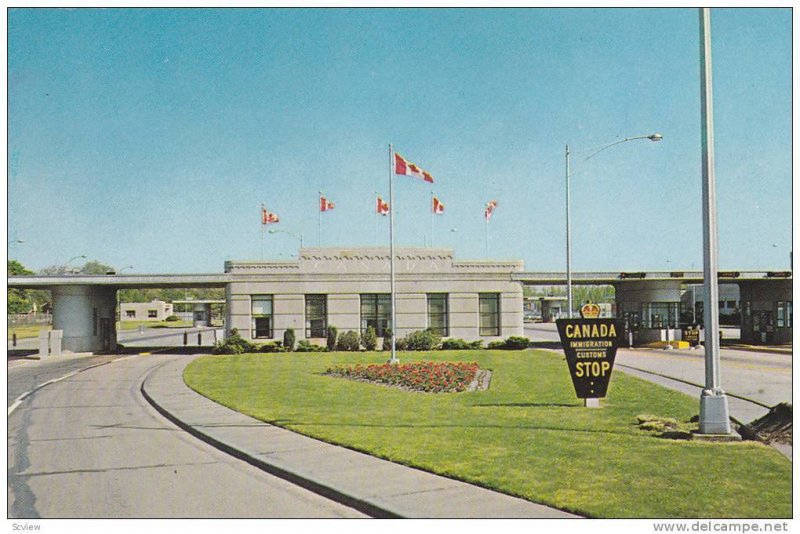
[389,144,399,364]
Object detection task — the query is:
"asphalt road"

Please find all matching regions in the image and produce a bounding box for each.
[7,354,366,518]
[526,322,791,424]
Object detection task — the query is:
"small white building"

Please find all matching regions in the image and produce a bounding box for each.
[120,299,174,322]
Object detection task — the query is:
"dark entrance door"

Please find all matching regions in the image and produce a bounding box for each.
[752,311,774,344]
[622,311,640,346]
[100,318,113,351]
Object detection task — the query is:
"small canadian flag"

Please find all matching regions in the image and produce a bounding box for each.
[433,196,444,214]
[376,196,390,216]
[320,195,335,212]
[484,200,498,221]
[261,207,279,225]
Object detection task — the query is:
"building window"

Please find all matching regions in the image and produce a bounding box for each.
[641,302,680,328]
[148,310,157,318]
[787,301,793,328]
[125,310,136,318]
[360,294,391,337]
[479,294,501,336]
[727,300,737,309]
[252,295,274,339]
[305,295,327,338]
[777,301,785,328]
[427,294,449,337]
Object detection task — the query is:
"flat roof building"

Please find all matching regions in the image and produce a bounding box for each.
[224,247,524,343]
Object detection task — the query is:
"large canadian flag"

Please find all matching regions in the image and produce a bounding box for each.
[433,196,444,214]
[376,196,390,216]
[394,152,434,183]
[484,200,498,221]
[320,196,335,212]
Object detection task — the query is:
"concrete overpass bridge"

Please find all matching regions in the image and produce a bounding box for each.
[8,266,791,352]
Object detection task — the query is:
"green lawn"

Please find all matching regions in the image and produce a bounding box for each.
[184,349,791,518]
[118,319,194,330]
[8,324,51,340]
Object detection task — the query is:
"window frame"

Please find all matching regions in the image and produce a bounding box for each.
[360,294,391,337]
[305,294,328,338]
[479,293,501,337]
[427,293,449,337]
[251,295,274,339]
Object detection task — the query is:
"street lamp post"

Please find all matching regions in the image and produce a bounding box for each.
[66,255,87,274]
[698,7,732,436]
[268,229,304,249]
[565,134,662,318]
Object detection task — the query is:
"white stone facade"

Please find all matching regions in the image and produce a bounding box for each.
[224,247,524,343]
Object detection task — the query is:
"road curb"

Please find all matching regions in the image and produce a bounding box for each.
[139,356,578,519]
[139,360,400,518]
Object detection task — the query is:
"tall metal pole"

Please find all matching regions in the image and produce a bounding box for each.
[430,190,435,248]
[485,215,489,257]
[388,144,399,364]
[260,203,265,261]
[565,144,573,318]
[698,7,731,435]
[317,192,322,247]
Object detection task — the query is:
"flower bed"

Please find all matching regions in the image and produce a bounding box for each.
[326,361,480,393]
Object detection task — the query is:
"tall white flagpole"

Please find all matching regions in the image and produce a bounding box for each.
[318,191,322,247]
[389,144,399,364]
[485,211,489,257]
[374,192,379,247]
[430,191,435,248]
[260,202,265,260]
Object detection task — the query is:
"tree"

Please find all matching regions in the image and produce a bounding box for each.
[8,260,33,314]
[39,259,116,275]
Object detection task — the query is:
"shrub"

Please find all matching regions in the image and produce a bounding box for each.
[441,338,469,350]
[381,328,393,351]
[260,341,283,353]
[468,340,484,350]
[504,336,531,350]
[326,325,338,351]
[402,328,442,351]
[283,328,296,352]
[164,315,181,322]
[296,340,327,352]
[487,340,506,350]
[213,333,258,354]
[361,326,378,351]
[337,330,360,351]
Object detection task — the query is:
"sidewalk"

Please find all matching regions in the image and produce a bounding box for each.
[141,355,578,519]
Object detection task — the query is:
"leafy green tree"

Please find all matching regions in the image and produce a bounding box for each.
[8,260,33,314]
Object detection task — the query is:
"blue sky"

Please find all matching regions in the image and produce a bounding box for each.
[7,7,793,274]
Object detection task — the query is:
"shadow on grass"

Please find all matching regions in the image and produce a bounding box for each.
[265,419,649,439]
[527,342,564,351]
[470,402,580,408]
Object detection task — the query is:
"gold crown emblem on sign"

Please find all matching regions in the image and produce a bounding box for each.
[580,303,601,319]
